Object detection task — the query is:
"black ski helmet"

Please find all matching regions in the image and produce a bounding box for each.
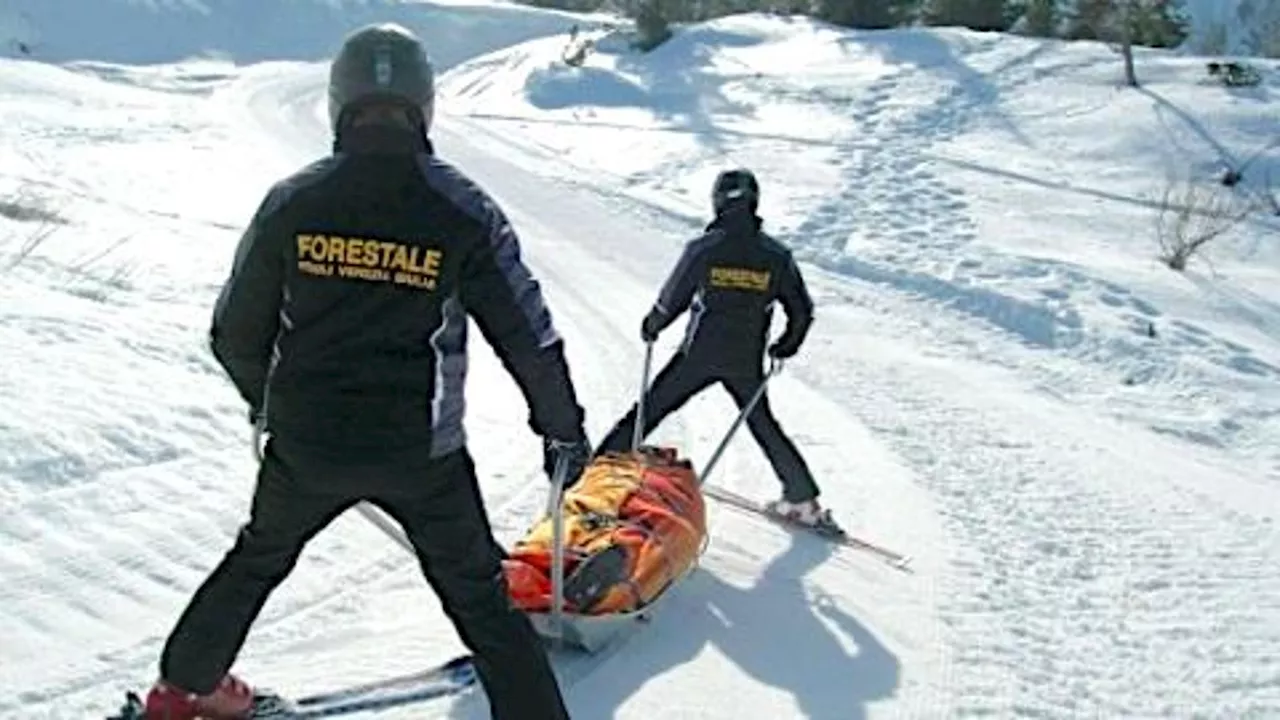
[711,168,760,214]
[327,23,435,133]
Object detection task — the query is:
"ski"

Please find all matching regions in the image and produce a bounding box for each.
[701,484,913,572]
[106,654,477,719]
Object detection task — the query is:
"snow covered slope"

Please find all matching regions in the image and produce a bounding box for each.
[440,14,1280,477]
[434,15,1280,715]
[0,3,936,719]
[2,3,1279,720]
[0,0,602,66]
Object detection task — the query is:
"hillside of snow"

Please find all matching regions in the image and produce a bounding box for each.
[1,2,1279,719]
[0,0,607,65]
[440,14,1280,476]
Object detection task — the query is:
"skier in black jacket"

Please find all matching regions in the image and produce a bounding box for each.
[143,23,585,720]
[595,168,835,530]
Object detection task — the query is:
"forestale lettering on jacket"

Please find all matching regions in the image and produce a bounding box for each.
[709,265,770,292]
[295,233,443,291]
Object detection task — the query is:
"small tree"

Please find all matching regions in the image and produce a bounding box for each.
[1239,0,1280,58]
[920,0,1013,31]
[1154,174,1253,271]
[1132,0,1190,48]
[814,0,917,29]
[631,0,672,52]
[1066,0,1188,87]
[1019,0,1058,37]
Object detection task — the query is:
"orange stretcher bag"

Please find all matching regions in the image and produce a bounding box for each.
[502,446,706,615]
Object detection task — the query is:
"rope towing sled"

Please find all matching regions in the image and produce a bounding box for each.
[503,342,782,653]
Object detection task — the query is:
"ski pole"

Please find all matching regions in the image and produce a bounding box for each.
[699,357,783,485]
[251,419,416,556]
[631,340,654,453]
[355,504,416,555]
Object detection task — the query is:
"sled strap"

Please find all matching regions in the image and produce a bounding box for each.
[632,340,654,453]
[699,357,784,486]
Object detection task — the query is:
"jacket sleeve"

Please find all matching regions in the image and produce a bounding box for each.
[209,185,288,414]
[457,195,587,442]
[771,251,814,355]
[645,239,705,333]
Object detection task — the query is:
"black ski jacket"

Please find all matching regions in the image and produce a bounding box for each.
[209,124,586,468]
[645,209,814,374]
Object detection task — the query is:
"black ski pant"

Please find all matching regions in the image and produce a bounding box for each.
[595,351,820,503]
[159,443,569,720]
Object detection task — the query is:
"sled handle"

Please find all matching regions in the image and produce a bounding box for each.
[631,340,654,453]
[253,419,418,556]
[698,357,784,485]
[545,452,572,646]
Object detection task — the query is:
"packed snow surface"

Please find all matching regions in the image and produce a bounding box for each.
[1,3,1278,719]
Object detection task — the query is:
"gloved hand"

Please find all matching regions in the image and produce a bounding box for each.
[767,341,798,359]
[542,435,592,487]
[640,311,662,343]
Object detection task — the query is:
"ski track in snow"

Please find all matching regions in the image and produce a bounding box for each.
[3,7,1280,720]
[447,94,1280,713]
[433,19,1280,717]
[791,298,1280,718]
[2,58,945,718]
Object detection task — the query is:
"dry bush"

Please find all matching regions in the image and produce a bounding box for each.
[1261,168,1280,216]
[1154,175,1254,271]
[1,182,69,272]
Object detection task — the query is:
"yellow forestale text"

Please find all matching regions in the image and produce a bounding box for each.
[296,233,443,291]
[709,265,770,292]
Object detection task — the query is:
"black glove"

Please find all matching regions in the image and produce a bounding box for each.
[543,435,592,487]
[640,311,662,343]
[768,341,798,359]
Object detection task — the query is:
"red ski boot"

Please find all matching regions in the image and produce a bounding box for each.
[143,674,254,719]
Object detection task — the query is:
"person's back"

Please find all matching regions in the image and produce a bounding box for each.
[248,124,571,476]
[667,208,806,372]
[146,23,582,720]
[595,167,833,532]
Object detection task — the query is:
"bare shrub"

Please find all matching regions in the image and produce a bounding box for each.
[1154,175,1253,271]
[1261,168,1280,216]
[1195,21,1229,56]
[1,182,69,272]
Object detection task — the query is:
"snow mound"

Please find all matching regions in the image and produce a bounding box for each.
[0,0,601,67]
[440,12,1280,473]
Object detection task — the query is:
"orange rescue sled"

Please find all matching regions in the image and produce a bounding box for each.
[501,446,707,649]
[501,346,782,652]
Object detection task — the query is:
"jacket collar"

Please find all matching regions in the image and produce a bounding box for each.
[333,124,433,155]
[706,208,763,235]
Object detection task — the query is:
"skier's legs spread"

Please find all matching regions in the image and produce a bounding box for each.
[595,351,717,455]
[720,372,820,504]
[159,444,359,695]
[369,448,569,720]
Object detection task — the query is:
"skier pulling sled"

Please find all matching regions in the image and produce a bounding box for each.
[503,341,782,652]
